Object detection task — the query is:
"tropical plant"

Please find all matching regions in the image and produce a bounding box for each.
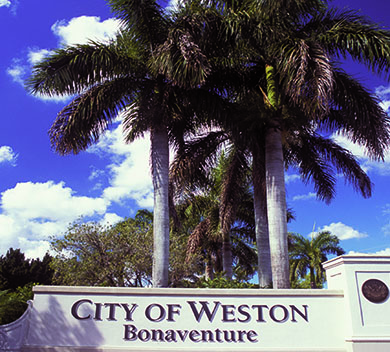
[173,150,257,280]
[0,248,53,291]
[50,212,154,287]
[0,283,34,325]
[50,210,199,287]
[167,0,390,288]
[26,0,209,287]
[289,231,345,288]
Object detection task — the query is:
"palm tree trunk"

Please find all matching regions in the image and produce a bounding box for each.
[310,266,316,288]
[151,124,170,287]
[265,65,290,289]
[265,126,290,288]
[222,237,233,279]
[205,254,214,280]
[252,145,272,288]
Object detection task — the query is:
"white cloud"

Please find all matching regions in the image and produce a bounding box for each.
[376,85,390,113]
[348,248,390,256]
[285,173,300,184]
[100,213,123,226]
[316,222,368,240]
[0,116,153,259]
[332,133,390,175]
[0,181,109,257]
[0,146,17,165]
[372,248,390,255]
[166,0,180,11]
[51,16,121,46]
[0,0,10,8]
[1,181,107,221]
[18,238,52,260]
[292,192,316,201]
[7,62,26,84]
[28,48,51,65]
[89,123,154,208]
[13,16,120,103]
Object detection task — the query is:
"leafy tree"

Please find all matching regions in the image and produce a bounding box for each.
[173,150,257,281]
[0,284,34,325]
[50,210,199,287]
[26,0,207,288]
[51,211,153,287]
[196,274,258,289]
[0,249,53,324]
[168,0,390,288]
[30,253,55,286]
[289,231,345,288]
[0,249,53,291]
[0,248,30,291]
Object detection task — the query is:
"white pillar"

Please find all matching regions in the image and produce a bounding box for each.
[323,255,390,352]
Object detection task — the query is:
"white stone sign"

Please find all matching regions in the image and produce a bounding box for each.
[1,255,390,352]
[23,287,346,351]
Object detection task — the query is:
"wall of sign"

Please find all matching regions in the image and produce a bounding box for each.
[1,255,390,352]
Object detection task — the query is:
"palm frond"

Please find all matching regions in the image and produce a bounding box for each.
[108,0,169,48]
[279,39,334,115]
[316,9,390,75]
[325,69,390,160]
[49,77,135,154]
[170,131,229,192]
[309,134,372,198]
[26,36,144,97]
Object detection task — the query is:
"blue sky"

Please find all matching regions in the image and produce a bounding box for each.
[0,0,389,260]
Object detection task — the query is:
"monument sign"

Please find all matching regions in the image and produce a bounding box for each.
[1,255,390,352]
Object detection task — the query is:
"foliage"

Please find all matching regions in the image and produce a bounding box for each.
[195,274,258,289]
[50,210,200,287]
[0,248,53,324]
[51,211,154,287]
[0,248,53,291]
[0,283,35,325]
[173,151,258,282]
[290,275,315,289]
[289,231,345,288]
[26,0,214,288]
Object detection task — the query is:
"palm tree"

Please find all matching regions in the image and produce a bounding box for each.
[26,0,206,287]
[173,146,256,280]
[217,0,390,288]
[289,231,345,288]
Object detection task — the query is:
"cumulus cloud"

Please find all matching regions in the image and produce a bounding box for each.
[292,192,316,201]
[51,16,121,46]
[0,113,151,259]
[12,15,120,102]
[376,85,390,113]
[0,0,11,8]
[0,146,17,166]
[0,122,151,258]
[0,181,108,258]
[285,173,300,184]
[348,248,390,256]
[315,222,368,240]
[100,213,123,226]
[1,181,107,221]
[28,49,51,65]
[7,61,26,85]
[332,133,390,175]
[18,238,52,260]
[88,123,154,208]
